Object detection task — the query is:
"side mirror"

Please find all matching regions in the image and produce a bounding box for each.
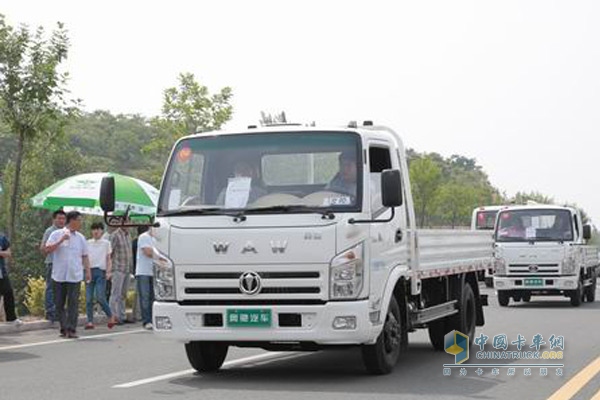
[381,169,403,208]
[100,176,116,213]
[583,224,592,241]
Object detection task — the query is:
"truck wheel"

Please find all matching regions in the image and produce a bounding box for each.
[185,342,229,372]
[584,277,597,302]
[498,292,510,307]
[362,296,402,375]
[522,293,531,302]
[453,283,477,340]
[513,294,522,302]
[428,319,446,351]
[569,285,583,307]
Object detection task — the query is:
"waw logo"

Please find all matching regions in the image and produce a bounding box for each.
[445,330,469,364]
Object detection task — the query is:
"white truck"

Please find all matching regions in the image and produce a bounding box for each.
[100,122,494,374]
[471,206,506,287]
[493,205,598,307]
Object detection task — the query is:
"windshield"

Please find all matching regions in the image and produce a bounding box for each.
[495,209,574,242]
[158,131,362,214]
[475,210,498,230]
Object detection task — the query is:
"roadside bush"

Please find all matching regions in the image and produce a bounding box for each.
[24,277,46,317]
[126,289,136,310]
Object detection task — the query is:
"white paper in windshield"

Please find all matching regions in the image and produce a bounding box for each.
[526,227,537,239]
[168,189,181,209]
[225,177,251,208]
[322,196,352,206]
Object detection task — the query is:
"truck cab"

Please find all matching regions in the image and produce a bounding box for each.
[471,206,507,287]
[493,205,598,306]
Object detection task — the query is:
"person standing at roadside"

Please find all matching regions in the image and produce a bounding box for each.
[40,209,67,322]
[85,223,118,330]
[135,226,155,330]
[0,231,22,325]
[45,211,91,339]
[109,226,132,324]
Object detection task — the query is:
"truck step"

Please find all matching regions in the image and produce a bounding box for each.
[411,300,458,326]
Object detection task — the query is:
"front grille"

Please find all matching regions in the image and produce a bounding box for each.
[185,287,321,295]
[179,299,326,306]
[179,266,327,302]
[508,264,560,276]
[185,272,320,279]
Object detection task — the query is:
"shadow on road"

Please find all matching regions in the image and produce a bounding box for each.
[165,344,500,397]
[0,351,40,363]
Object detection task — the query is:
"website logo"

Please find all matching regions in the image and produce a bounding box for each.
[445,330,469,364]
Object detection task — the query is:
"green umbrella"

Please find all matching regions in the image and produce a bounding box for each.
[31,172,159,216]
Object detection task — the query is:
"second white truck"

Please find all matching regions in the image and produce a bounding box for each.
[493,205,598,306]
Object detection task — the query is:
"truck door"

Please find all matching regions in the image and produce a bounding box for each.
[367,143,409,301]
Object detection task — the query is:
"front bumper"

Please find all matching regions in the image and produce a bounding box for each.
[494,276,578,292]
[153,300,379,345]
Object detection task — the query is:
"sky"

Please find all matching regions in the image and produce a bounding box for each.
[2,0,600,223]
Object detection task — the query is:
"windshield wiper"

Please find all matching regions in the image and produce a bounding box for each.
[159,207,247,221]
[246,205,336,220]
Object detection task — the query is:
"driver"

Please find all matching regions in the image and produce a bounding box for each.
[216,161,267,206]
[325,152,357,198]
[498,213,526,239]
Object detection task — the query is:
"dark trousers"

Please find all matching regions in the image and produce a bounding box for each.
[0,275,17,322]
[54,282,81,333]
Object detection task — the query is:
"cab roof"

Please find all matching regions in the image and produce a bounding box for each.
[498,204,576,213]
[180,123,407,150]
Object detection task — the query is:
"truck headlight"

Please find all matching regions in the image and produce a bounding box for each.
[562,253,577,275]
[154,251,176,301]
[330,243,364,300]
[494,258,507,276]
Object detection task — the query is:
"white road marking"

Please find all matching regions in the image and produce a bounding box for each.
[113,351,307,389]
[0,329,145,351]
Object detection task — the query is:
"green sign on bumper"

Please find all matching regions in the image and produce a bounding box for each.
[227,309,272,327]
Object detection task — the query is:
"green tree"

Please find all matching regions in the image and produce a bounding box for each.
[1,136,85,312]
[510,191,554,205]
[437,183,479,228]
[144,73,233,185]
[0,15,77,242]
[409,156,442,227]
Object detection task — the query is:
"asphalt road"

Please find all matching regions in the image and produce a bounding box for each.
[1,284,599,400]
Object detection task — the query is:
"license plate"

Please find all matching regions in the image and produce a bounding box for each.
[226,309,271,327]
[524,278,544,286]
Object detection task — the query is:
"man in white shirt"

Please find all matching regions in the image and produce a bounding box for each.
[85,222,118,330]
[136,226,155,330]
[45,211,91,339]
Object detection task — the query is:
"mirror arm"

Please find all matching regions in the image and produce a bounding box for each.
[349,207,395,225]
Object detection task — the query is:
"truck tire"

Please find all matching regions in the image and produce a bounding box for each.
[569,285,583,307]
[522,293,531,302]
[498,292,510,307]
[428,319,446,351]
[584,277,597,302]
[362,296,402,375]
[185,342,229,373]
[449,283,477,340]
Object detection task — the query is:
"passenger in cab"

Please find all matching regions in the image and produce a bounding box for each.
[326,152,357,198]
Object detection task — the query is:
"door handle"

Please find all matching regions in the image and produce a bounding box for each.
[395,229,403,243]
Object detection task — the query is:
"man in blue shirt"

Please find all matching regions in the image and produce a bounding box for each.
[0,232,21,325]
[135,226,155,330]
